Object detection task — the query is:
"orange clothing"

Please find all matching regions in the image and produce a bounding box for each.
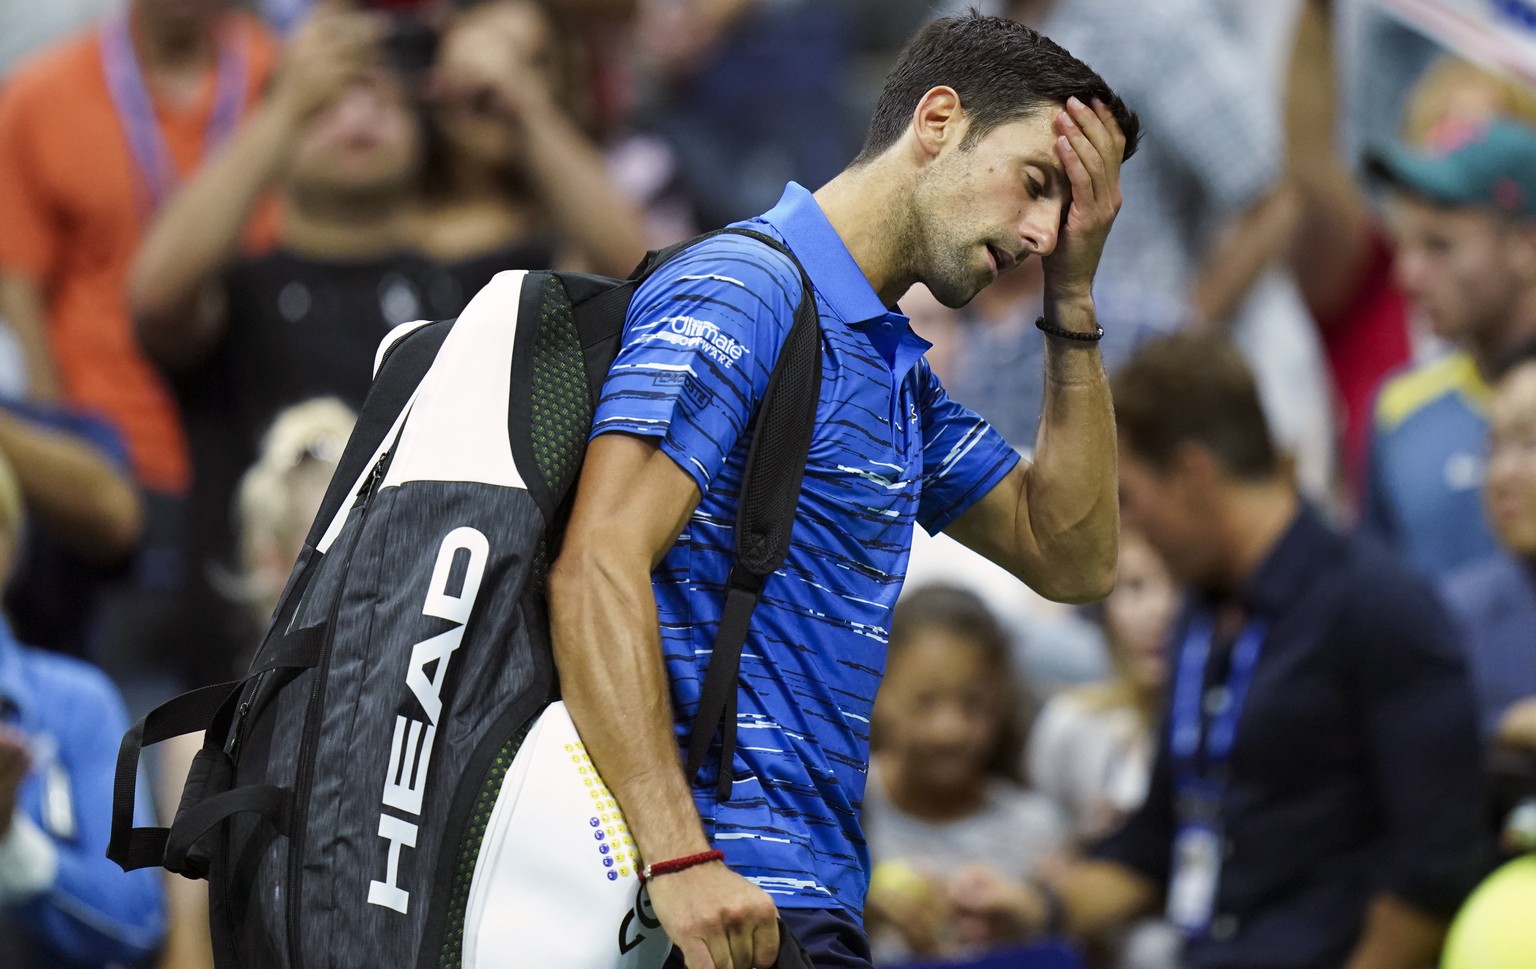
[0,13,277,493]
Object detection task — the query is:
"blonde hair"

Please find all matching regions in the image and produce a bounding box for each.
[235,398,355,611]
[1403,57,1536,148]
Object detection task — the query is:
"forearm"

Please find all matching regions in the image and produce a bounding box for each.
[0,275,60,401]
[131,102,298,366]
[1025,295,1118,602]
[0,412,142,566]
[517,101,648,277]
[1342,894,1447,969]
[1188,182,1301,328]
[548,548,711,864]
[1051,858,1159,937]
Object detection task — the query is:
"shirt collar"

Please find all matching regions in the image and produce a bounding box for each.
[1192,503,1338,620]
[757,182,892,327]
[1234,503,1338,618]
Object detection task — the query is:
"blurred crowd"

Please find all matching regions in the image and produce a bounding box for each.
[0,0,1534,967]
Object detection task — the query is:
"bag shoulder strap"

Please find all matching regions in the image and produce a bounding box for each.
[668,227,823,799]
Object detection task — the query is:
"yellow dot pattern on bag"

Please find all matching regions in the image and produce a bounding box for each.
[567,741,639,880]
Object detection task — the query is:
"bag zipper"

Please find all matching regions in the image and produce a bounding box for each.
[285,451,389,969]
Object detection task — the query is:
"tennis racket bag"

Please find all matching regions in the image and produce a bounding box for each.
[107,228,822,969]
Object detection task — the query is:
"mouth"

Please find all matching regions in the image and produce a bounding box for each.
[986,244,1018,274]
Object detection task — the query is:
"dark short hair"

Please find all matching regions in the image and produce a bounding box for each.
[1113,333,1280,481]
[881,585,1026,783]
[855,11,1141,165]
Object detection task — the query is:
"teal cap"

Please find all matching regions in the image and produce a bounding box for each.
[1368,119,1536,219]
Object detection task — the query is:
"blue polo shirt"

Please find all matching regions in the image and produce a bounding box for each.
[592,182,1020,913]
[1363,352,1498,578]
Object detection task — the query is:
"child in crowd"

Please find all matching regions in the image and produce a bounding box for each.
[233,397,355,621]
[1027,526,1175,842]
[864,585,1067,962]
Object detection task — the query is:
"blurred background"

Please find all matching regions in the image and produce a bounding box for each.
[0,0,1534,967]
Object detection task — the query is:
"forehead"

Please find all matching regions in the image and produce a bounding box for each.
[968,105,1060,154]
[1385,192,1501,238]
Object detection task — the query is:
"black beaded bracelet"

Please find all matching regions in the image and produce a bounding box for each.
[1035,316,1104,343]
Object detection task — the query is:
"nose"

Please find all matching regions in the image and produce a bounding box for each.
[1020,200,1063,257]
[927,702,975,744]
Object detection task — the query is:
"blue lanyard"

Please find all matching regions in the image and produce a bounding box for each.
[1170,614,1266,791]
[99,14,249,215]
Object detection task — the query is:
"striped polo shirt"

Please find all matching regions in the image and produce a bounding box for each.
[591,182,1019,914]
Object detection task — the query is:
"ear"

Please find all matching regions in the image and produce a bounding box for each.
[910,86,965,162]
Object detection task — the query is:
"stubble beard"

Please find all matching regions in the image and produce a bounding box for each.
[909,166,988,309]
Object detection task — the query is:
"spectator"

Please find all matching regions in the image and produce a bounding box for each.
[864,585,1067,962]
[0,0,277,705]
[233,397,355,623]
[0,404,142,658]
[131,9,428,688]
[1287,22,1536,509]
[0,449,165,969]
[0,0,276,490]
[411,0,648,303]
[951,334,1485,969]
[1366,119,1536,578]
[1440,349,1536,750]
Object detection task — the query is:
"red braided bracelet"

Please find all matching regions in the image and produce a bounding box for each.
[638,849,724,885]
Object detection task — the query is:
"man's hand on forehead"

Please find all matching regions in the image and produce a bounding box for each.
[1041,95,1126,301]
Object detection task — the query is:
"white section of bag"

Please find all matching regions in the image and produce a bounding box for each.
[382,270,528,491]
[463,701,673,969]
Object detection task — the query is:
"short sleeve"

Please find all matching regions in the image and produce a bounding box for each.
[591,233,802,494]
[0,70,62,281]
[915,364,1020,534]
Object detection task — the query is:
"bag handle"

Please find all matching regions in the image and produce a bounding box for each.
[107,622,326,872]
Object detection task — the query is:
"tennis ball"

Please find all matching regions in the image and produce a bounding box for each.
[870,860,933,907]
[1442,855,1536,969]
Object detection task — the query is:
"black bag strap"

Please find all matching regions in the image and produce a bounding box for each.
[107,625,326,871]
[676,228,823,800]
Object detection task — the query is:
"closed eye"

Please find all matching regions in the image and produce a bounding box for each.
[1027,178,1045,199]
